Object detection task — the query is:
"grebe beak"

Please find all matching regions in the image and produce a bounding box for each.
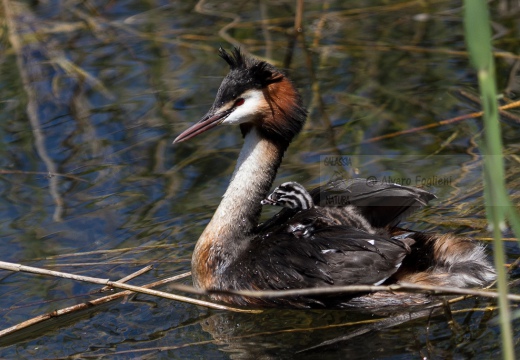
[173,108,234,143]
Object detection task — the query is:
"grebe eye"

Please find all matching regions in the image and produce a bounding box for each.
[234,98,245,107]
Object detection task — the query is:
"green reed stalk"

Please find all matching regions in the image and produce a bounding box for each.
[463,1,515,359]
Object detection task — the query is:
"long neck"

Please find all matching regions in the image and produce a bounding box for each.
[192,128,285,289]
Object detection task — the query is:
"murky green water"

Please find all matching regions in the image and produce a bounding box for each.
[0,0,519,358]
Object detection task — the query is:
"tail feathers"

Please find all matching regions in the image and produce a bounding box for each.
[396,233,496,288]
[429,234,496,286]
[442,244,496,286]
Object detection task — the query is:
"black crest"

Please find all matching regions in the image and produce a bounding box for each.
[218,47,283,88]
[218,47,247,70]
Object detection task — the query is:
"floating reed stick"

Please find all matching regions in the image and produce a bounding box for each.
[0,261,261,314]
[1,260,517,307]
[0,269,191,339]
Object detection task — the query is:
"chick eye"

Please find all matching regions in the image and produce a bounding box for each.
[234,98,245,107]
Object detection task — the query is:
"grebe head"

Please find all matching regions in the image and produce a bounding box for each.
[173,48,307,146]
[261,181,314,210]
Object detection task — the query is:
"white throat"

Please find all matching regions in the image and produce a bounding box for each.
[192,127,283,288]
[209,128,277,235]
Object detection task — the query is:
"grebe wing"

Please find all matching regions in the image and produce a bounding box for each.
[227,227,411,305]
[310,178,435,228]
[310,227,412,286]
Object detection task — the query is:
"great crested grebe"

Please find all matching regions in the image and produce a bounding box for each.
[173,48,496,308]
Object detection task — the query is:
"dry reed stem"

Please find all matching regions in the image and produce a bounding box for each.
[42,244,177,260]
[0,269,191,339]
[98,265,153,292]
[0,261,261,313]
[0,260,515,309]
[212,282,520,302]
[362,99,520,144]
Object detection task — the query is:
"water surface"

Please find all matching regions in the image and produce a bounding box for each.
[0,0,519,358]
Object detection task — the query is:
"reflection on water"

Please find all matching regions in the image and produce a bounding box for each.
[201,302,498,359]
[0,0,519,358]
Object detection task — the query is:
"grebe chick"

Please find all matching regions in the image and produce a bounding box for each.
[262,181,376,238]
[173,48,496,308]
[261,181,314,210]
